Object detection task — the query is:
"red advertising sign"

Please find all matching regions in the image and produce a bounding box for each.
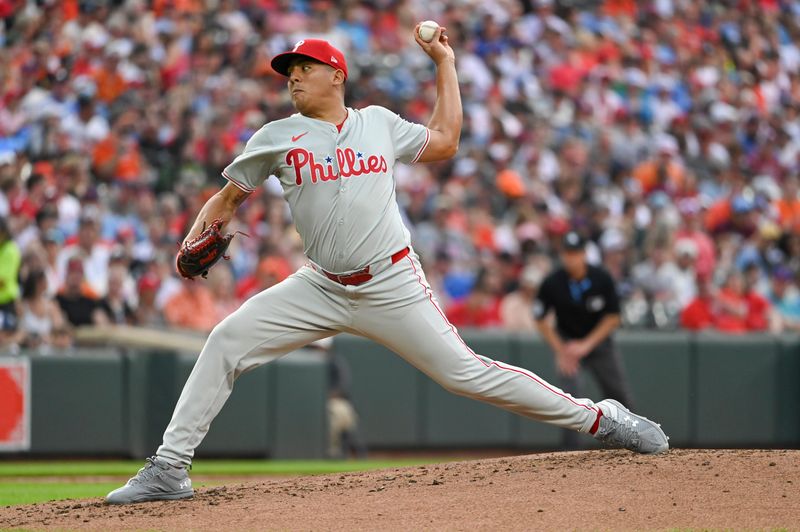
[0,358,30,451]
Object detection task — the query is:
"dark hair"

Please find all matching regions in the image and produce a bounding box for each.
[25,173,45,191]
[22,269,47,299]
[35,203,58,226]
[0,217,8,240]
[472,268,490,292]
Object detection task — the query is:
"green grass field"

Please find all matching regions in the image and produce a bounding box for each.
[0,458,446,507]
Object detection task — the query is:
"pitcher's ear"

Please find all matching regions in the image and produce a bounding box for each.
[332,69,346,86]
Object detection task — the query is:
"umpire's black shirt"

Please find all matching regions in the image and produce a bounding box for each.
[533,265,620,340]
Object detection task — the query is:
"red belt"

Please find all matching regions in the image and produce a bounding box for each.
[322,247,410,286]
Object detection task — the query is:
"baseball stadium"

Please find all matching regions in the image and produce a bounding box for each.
[1,0,799,530]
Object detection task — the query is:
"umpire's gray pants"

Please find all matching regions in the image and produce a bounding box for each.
[158,250,601,465]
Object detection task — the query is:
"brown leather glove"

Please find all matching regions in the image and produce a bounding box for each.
[175,219,235,280]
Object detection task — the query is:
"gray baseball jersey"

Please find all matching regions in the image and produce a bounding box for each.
[222,106,430,274]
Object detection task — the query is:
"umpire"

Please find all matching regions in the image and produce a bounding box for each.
[533,230,634,449]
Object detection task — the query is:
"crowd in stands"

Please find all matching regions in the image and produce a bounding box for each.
[2,0,800,353]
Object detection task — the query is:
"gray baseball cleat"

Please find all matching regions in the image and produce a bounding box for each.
[594,399,669,454]
[105,456,193,504]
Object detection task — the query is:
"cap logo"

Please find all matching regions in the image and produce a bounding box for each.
[330,56,338,63]
[292,40,305,52]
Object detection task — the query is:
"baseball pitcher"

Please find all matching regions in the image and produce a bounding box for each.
[107,26,668,505]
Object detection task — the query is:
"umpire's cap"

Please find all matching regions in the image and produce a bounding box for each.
[271,39,348,80]
[562,231,586,251]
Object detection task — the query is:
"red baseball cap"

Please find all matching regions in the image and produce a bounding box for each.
[271,39,348,80]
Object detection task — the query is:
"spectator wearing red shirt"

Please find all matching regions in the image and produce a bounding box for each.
[235,256,292,300]
[713,271,750,333]
[10,173,47,221]
[744,288,772,331]
[742,263,774,332]
[682,268,774,333]
[680,273,716,331]
[445,270,501,329]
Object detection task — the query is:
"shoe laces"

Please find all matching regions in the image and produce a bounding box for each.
[598,417,640,450]
[129,456,164,485]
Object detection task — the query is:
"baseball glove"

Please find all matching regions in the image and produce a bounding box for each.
[175,219,236,280]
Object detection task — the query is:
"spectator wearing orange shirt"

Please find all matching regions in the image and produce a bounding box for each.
[92,111,144,184]
[163,278,219,333]
[92,51,127,104]
[774,177,800,232]
[632,136,685,196]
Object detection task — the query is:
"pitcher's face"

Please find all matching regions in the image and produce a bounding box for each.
[287,59,339,113]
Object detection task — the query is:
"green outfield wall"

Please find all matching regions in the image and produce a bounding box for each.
[4,348,328,459]
[1,332,798,458]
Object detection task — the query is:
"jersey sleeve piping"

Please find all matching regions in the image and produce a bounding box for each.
[222,170,256,193]
[411,128,431,163]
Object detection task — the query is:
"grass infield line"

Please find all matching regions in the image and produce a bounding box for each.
[0,458,448,479]
[0,480,233,507]
[0,458,452,506]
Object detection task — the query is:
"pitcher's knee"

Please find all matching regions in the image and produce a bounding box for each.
[201,319,252,371]
[206,323,233,351]
[206,315,249,350]
[437,373,478,397]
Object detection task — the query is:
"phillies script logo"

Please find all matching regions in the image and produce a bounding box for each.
[286,147,388,185]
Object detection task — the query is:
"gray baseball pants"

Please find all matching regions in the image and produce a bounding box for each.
[157,250,601,466]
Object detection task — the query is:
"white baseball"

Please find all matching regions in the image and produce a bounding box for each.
[418,20,440,43]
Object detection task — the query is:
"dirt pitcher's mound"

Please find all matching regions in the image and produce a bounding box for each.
[1,449,798,531]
